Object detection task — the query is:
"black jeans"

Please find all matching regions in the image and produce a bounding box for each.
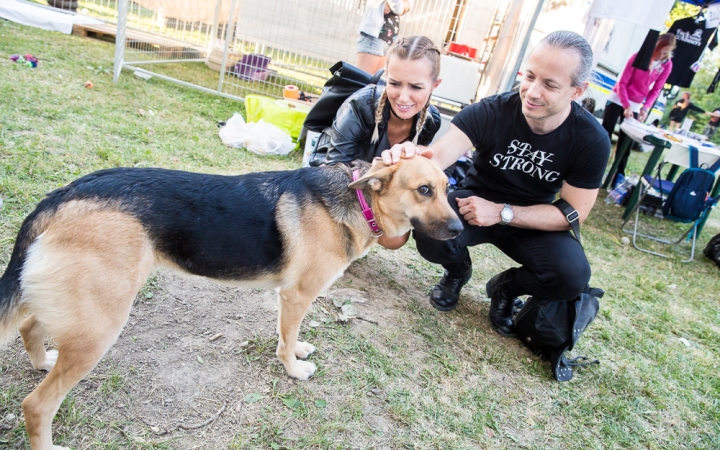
[601,101,638,183]
[414,190,591,303]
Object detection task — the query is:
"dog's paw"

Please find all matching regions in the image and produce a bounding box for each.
[33,349,59,372]
[52,444,72,449]
[286,360,316,381]
[294,341,316,359]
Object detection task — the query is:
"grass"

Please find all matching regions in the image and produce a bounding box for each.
[1,19,720,450]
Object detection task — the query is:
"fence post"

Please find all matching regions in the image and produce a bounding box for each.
[113,0,128,83]
[218,0,239,93]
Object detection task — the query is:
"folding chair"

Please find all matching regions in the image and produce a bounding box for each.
[622,146,720,262]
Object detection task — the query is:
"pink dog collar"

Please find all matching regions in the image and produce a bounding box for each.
[353,170,383,238]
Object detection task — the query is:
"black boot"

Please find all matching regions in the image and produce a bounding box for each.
[485,269,521,337]
[429,258,472,312]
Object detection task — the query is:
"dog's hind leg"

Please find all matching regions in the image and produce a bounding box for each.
[18,208,155,449]
[22,326,126,450]
[19,315,58,372]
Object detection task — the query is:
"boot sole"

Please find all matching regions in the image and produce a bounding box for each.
[429,298,457,312]
[428,271,472,312]
[488,317,515,337]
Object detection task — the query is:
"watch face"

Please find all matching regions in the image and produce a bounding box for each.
[501,205,513,223]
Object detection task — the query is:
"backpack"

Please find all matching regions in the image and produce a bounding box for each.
[662,146,720,222]
[662,168,716,222]
[515,286,603,382]
[303,61,384,133]
[514,199,601,382]
[703,232,720,268]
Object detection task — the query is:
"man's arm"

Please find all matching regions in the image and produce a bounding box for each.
[456,183,599,230]
[382,124,473,169]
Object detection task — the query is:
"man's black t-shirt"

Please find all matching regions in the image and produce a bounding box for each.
[452,92,610,206]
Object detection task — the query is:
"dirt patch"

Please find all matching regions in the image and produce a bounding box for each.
[0,253,438,449]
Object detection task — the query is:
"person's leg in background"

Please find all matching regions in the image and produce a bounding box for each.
[704,124,718,139]
[600,101,624,141]
[611,109,639,187]
[356,33,388,75]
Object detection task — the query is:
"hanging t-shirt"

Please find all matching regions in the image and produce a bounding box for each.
[666,16,718,87]
[378,12,400,45]
[451,93,610,206]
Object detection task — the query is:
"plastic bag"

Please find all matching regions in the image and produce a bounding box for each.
[219,113,295,156]
[245,95,308,140]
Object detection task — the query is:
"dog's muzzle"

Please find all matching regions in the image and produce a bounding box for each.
[412,217,464,240]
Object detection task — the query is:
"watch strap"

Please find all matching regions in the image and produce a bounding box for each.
[553,198,581,246]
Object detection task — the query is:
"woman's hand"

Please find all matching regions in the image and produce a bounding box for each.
[638,107,648,122]
[623,106,634,119]
[381,142,434,165]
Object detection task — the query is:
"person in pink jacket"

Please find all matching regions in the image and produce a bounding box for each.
[602,33,676,185]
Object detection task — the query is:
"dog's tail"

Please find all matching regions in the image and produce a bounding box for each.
[0,199,57,348]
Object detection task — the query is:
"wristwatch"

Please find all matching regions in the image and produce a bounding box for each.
[500,203,513,225]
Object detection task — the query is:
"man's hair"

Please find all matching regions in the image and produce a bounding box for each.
[538,30,593,87]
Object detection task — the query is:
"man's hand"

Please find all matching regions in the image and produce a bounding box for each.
[381,142,433,165]
[456,196,502,227]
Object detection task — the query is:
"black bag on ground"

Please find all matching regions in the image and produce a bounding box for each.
[703,232,720,267]
[513,199,601,381]
[515,287,602,381]
[303,61,384,133]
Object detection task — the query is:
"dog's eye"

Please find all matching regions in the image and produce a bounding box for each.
[417,185,432,196]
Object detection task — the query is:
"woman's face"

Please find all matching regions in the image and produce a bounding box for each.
[384,56,440,120]
[654,46,670,61]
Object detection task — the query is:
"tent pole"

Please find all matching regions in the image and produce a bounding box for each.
[501,0,544,93]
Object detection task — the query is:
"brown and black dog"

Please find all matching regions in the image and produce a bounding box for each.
[0,157,462,449]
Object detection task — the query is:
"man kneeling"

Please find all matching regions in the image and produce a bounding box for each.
[382,30,610,335]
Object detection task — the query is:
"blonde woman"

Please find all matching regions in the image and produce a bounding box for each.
[310,36,442,166]
[309,36,442,249]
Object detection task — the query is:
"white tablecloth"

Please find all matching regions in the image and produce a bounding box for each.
[620,120,720,169]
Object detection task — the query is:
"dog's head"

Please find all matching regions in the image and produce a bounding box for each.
[348,157,463,240]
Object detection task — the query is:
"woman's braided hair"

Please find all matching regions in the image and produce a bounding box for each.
[371,36,441,144]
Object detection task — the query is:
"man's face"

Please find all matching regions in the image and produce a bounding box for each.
[519,45,585,126]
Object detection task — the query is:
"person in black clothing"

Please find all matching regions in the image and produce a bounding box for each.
[668,92,705,131]
[703,108,720,139]
[380,31,610,337]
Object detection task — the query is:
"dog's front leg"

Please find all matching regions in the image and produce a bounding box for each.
[276,288,316,380]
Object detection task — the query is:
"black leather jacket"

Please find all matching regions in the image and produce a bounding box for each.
[308,84,442,166]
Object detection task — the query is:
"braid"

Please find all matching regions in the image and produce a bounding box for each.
[412,102,430,145]
[371,90,387,144]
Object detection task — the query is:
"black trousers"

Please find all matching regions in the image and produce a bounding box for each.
[601,101,639,183]
[414,190,591,303]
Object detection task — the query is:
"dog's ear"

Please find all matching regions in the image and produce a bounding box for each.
[348,158,398,192]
